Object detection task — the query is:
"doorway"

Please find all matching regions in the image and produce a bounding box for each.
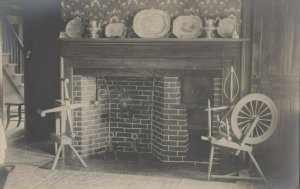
[1,13,25,139]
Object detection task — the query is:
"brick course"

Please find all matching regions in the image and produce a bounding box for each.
[212,78,223,165]
[73,76,109,157]
[152,77,188,162]
[72,75,220,162]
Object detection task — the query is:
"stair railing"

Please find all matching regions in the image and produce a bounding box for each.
[2,16,24,75]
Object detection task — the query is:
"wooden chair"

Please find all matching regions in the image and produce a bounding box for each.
[5,101,25,130]
[202,93,278,183]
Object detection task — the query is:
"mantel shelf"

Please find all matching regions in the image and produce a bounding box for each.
[60,36,246,59]
[59,37,250,44]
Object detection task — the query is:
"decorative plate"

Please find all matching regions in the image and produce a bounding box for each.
[105,23,127,38]
[65,17,84,38]
[217,17,238,38]
[133,9,170,39]
[173,16,203,39]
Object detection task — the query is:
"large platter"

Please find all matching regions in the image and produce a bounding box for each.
[65,17,84,38]
[133,9,170,39]
[105,23,126,38]
[173,15,203,39]
[217,17,237,38]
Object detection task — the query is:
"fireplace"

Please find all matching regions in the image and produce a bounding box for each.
[60,38,248,162]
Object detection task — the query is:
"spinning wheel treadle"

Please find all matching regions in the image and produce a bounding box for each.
[231,93,278,144]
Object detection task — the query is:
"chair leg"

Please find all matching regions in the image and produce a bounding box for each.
[208,145,215,181]
[51,144,63,170]
[16,105,22,127]
[69,144,87,168]
[5,105,11,131]
[247,151,267,183]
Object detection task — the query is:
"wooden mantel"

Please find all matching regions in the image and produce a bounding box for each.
[60,38,248,58]
[59,38,250,98]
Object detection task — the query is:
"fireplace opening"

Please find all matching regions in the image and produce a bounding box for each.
[73,70,222,163]
[181,71,222,162]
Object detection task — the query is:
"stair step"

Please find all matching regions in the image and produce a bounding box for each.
[13,74,24,78]
[12,74,24,84]
[3,63,17,75]
[16,84,24,97]
[3,64,24,98]
[2,53,11,64]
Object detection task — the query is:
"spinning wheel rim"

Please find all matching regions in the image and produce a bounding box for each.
[231,93,278,144]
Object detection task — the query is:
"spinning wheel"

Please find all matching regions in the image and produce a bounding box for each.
[231,94,278,145]
[202,67,279,182]
[202,93,278,183]
[37,78,98,170]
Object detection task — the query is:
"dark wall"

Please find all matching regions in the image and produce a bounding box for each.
[22,0,61,140]
[251,1,299,187]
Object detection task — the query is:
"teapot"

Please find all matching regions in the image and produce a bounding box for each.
[87,20,101,38]
[204,18,218,28]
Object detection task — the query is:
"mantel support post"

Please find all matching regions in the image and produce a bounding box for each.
[240,0,254,97]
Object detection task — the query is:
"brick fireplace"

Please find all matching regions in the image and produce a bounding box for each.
[59,38,248,162]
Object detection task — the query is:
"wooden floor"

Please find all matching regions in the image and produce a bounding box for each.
[2,126,298,189]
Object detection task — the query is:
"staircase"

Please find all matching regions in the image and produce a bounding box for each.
[1,9,25,124]
[2,53,24,102]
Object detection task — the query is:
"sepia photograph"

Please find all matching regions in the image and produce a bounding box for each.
[0,0,299,188]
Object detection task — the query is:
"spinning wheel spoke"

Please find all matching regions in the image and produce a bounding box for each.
[240,124,249,134]
[257,106,269,117]
[238,115,251,119]
[256,101,265,116]
[244,103,253,115]
[257,122,267,133]
[258,118,272,122]
[240,109,252,117]
[254,100,259,115]
[250,101,255,115]
[238,119,252,126]
[258,121,270,129]
[231,94,278,144]
[258,112,272,118]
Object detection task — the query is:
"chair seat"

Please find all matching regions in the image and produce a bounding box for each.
[202,136,253,152]
[5,102,24,106]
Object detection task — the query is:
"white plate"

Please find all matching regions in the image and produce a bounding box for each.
[217,17,237,38]
[105,23,126,38]
[65,17,84,38]
[173,16,203,39]
[133,9,170,38]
